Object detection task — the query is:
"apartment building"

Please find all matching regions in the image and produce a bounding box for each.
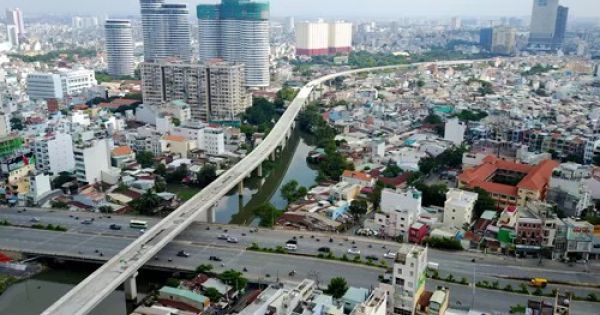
[443,189,478,228]
[392,245,428,315]
[73,138,111,184]
[32,133,75,175]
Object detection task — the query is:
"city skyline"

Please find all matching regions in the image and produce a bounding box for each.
[3,0,600,18]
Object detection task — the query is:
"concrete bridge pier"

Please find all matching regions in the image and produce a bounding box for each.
[257,163,263,177]
[238,181,244,195]
[124,272,138,301]
[208,206,215,223]
[270,151,276,161]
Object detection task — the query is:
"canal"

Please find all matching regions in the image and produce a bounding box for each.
[214,128,318,225]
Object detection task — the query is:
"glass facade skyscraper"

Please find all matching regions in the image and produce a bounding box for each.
[197,0,270,88]
[140,0,192,62]
[528,0,569,51]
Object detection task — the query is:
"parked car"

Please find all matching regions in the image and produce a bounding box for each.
[30,217,40,222]
[81,219,92,225]
[177,250,190,258]
[227,237,239,243]
[109,224,122,230]
[347,248,361,255]
[365,255,379,261]
[209,256,222,261]
[218,234,229,240]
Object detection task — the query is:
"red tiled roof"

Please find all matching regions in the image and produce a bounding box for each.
[112,146,133,157]
[163,135,186,142]
[517,159,560,191]
[342,170,372,182]
[479,182,518,197]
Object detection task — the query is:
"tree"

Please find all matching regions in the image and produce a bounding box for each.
[52,172,75,189]
[326,277,348,299]
[253,203,282,227]
[280,180,307,204]
[415,183,448,207]
[349,199,368,221]
[423,237,463,250]
[418,157,437,175]
[196,264,213,274]
[165,278,180,288]
[171,117,181,127]
[136,151,154,168]
[473,187,496,217]
[203,287,222,302]
[10,117,23,131]
[155,164,167,177]
[218,269,248,290]
[166,164,188,183]
[370,181,385,211]
[154,177,167,193]
[129,190,162,214]
[382,161,402,178]
[197,164,217,188]
[51,201,69,209]
[423,113,443,125]
[98,205,113,213]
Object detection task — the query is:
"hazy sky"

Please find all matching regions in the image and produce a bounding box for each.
[3,0,600,18]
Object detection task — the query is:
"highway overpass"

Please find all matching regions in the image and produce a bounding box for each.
[41,60,485,315]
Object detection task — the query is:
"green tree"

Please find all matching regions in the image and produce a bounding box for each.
[253,203,283,227]
[423,237,463,250]
[473,187,496,218]
[203,287,222,302]
[218,269,248,290]
[196,164,217,187]
[154,177,167,193]
[136,151,155,168]
[370,180,385,211]
[280,180,307,204]
[240,124,257,141]
[196,263,213,274]
[326,277,349,299]
[98,205,113,213]
[165,278,180,288]
[129,190,162,214]
[51,172,75,189]
[166,164,188,183]
[171,117,181,126]
[154,164,167,177]
[415,183,448,207]
[10,117,23,131]
[51,201,69,209]
[382,161,402,178]
[349,199,368,221]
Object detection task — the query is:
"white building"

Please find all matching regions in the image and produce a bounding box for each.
[392,245,428,315]
[71,110,91,126]
[444,118,466,146]
[6,8,25,38]
[73,139,112,184]
[26,73,63,100]
[202,127,225,155]
[295,20,352,56]
[28,173,52,205]
[376,187,422,240]
[371,140,385,159]
[443,188,478,228]
[32,133,76,175]
[547,163,593,217]
[0,113,11,138]
[105,19,134,77]
[6,25,19,48]
[349,287,387,315]
[59,68,97,96]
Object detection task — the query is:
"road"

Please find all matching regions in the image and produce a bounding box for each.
[0,225,598,314]
[3,207,600,297]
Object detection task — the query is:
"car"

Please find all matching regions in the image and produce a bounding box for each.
[177,250,190,257]
[285,243,298,251]
[286,239,298,245]
[209,256,222,261]
[139,229,146,234]
[81,219,92,225]
[318,247,331,253]
[218,234,229,240]
[227,237,239,243]
[30,217,40,222]
[365,255,379,261]
[383,252,396,259]
[347,248,361,255]
[109,224,122,230]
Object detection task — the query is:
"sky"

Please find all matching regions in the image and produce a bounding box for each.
[3,0,600,18]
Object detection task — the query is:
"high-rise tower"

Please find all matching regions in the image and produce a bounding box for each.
[105,20,135,77]
[528,0,569,51]
[5,8,25,37]
[197,0,270,88]
[140,0,192,62]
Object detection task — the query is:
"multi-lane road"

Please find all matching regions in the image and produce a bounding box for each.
[1,207,600,314]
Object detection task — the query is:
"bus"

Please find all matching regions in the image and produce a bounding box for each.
[129,220,148,229]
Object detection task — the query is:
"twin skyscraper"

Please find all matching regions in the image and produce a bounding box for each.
[138,0,270,87]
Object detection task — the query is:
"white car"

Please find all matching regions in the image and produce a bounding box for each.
[347,248,361,255]
[227,237,239,243]
[285,243,298,251]
[383,251,396,259]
